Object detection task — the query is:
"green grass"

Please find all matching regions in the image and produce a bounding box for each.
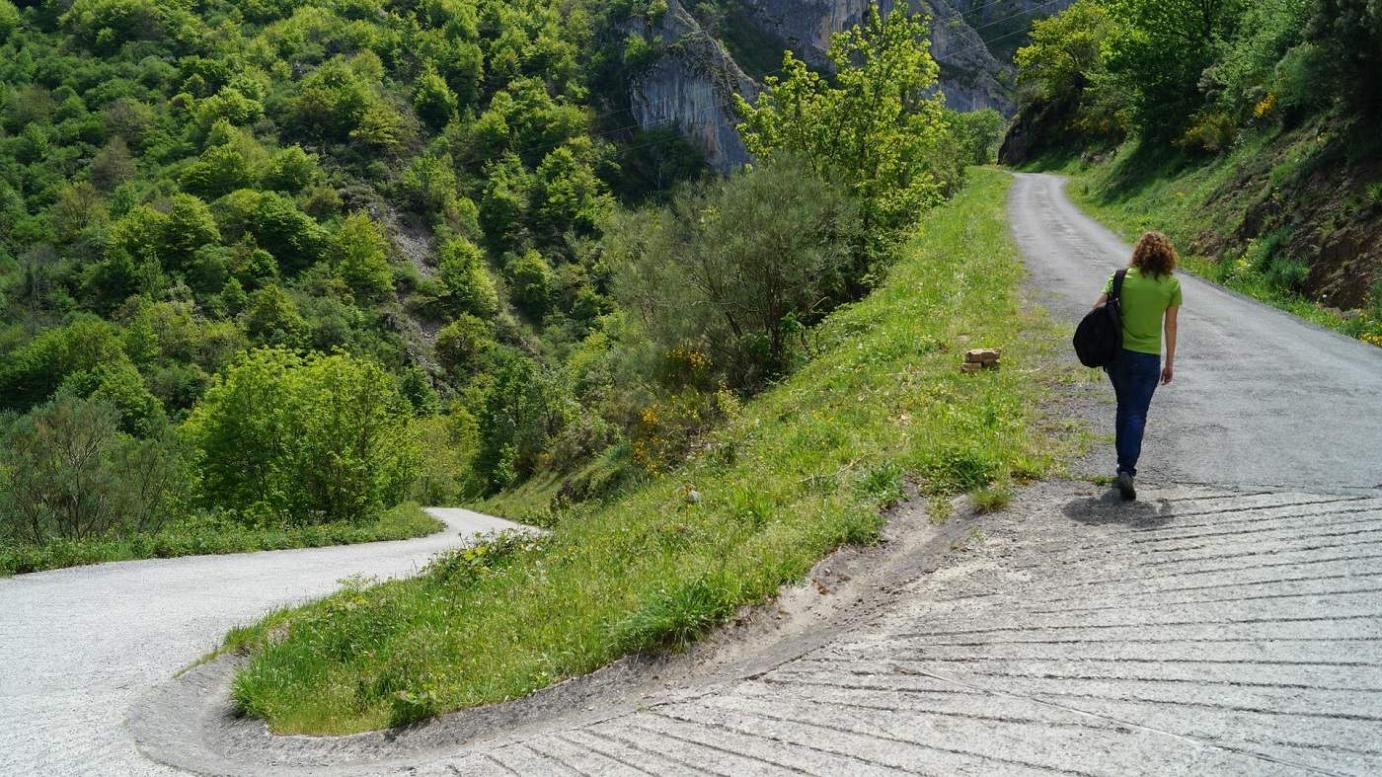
[221,168,1076,735]
[1031,133,1382,346]
[0,502,443,576]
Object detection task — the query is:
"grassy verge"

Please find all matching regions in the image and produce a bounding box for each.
[0,502,442,576]
[1030,133,1382,345]
[221,168,1074,735]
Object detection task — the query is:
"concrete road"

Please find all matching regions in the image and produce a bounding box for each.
[0,509,527,776]
[1007,173,1382,492]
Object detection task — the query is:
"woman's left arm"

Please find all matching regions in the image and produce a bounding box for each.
[1162,306,1179,384]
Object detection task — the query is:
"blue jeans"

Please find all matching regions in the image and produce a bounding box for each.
[1105,349,1160,477]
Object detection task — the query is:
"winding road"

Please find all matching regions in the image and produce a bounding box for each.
[4,172,1381,776]
[0,509,527,776]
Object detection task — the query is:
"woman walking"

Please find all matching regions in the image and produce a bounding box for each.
[1093,231,1181,500]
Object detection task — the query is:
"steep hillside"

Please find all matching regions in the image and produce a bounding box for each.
[0,0,1007,572]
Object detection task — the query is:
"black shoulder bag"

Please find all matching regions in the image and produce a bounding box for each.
[1073,269,1126,368]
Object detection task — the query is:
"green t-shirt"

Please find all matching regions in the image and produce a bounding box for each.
[1103,267,1182,355]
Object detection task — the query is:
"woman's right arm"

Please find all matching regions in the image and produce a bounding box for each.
[1092,292,1109,310]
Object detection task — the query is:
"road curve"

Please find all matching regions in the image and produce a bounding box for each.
[1008,172,1382,493]
[0,508,527,776]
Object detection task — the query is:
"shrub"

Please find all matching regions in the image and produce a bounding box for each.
[437,236,499,319]
[503,249,552,319]
[332,212,394,301]
[0,396,189,544]
[434,314,492,373]
[1178,110,1237,154]
[608,157,860,389]
[183,348,420,524]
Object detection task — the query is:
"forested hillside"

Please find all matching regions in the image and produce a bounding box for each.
[1002,0,1382,343]
[0,1,1009,572]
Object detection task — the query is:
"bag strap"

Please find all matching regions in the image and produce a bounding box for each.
[1110,269,1128,304]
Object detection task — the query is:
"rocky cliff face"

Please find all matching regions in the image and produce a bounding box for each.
[736,0,1014,112]
[627,0,1070,172]
[626,2,759,174]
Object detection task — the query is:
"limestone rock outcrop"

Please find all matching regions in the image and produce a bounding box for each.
[626,1,759,174]
[628,0,1077,173]
[735,0,1014,112]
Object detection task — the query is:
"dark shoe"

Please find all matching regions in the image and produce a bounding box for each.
[1115,472,1136,501]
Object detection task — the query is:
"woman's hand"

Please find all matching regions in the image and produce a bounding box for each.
[1161,363,1174,385]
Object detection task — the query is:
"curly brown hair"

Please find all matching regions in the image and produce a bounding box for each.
[1130,231,1177,278]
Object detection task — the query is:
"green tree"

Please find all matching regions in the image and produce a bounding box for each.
[475,352,570,490]
[1,397,122,542]
[241,283,307,347]
[162,194,221,271]
[479,153,531,250]
[333,211,394,300]
[1306,0,1382,116]
[1016,0,1117,103]
[0,396,188,543]
[66,359,167,436]
[413,65,458,129]
[350,103,406,152]
[0,317,127,412]
[735,5,953,242]
[1012,0,1127,141]
[1106,0,1249,140]
[943,109,1005,165]
[532,139,611,242]
[62,0,167,52]
[183,349,419,524]
[263,146,318,193]
[437,236,499,318]
[0,1,20,41]
[251,193,326,275]
[504,249,552,319]
[434,313,492,373]
[609,157,860,388]
[180,144,254,198]
[287,58,373,141]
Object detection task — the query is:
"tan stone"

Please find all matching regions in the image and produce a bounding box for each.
[960,362,984,374]
[965,348,1001,365]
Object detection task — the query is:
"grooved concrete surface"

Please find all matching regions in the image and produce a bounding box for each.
[0,509,528,776]
[385,488,1382,777]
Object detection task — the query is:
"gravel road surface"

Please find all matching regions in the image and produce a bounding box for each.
[0,509,526,776]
